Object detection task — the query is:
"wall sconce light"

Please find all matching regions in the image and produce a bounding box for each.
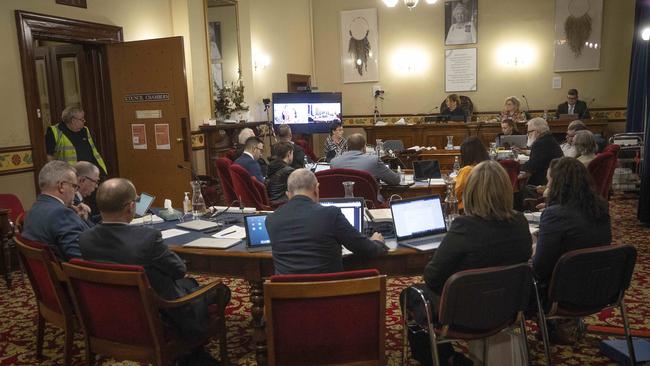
[391,48,427,75]
[642,27,650,41]
[497,43,535,68]
[254,54,270,71]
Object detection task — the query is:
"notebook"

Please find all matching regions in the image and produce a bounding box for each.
[244,214,272,252]
[390,195,447,251]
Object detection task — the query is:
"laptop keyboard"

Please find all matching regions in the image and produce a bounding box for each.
[406,236,442,246]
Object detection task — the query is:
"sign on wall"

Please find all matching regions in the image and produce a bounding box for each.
[445,48,477,92]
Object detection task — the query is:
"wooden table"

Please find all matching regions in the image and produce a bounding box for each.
[171,243,432,365]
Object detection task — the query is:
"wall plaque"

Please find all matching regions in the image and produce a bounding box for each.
[124,93,170,103]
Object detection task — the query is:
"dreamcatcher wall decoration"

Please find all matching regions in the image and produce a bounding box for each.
[554,0,603,72]
[340,8,379,83]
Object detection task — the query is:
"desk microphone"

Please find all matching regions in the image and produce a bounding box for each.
[176,163,197,181]
[521,94,530,112]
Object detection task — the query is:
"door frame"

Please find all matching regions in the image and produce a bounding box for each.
[15,10,123,184]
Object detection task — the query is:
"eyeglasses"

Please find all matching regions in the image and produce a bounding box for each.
[60,181,80,191]
[83,175,100,185]
[73,116,86,122]
[527,129,537,135]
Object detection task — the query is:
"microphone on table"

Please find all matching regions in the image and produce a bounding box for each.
[176,163,197,182]
[521,94,530,112]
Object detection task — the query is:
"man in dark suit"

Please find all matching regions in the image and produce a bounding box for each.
[78,178,231,354]
[266,169,388,274]
[521,118,564,186]
[277,123,307,168]
[233,128,268,176]
[555,88,591,119]
[23,160,91,261]
[234,136,266,183]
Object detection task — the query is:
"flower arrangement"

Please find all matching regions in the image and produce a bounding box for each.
[215,81,249,119]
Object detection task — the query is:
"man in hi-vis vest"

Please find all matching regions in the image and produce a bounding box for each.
[45,106,107,175]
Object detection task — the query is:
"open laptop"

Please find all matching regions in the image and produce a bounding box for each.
[244,214,272,252]
[320,198,365,255]
[134,192,155,218]
[413,160,441,180]
[497,135,527,149]
[390,195,447,251]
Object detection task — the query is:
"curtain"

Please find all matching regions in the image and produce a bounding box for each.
[634,0,650,222]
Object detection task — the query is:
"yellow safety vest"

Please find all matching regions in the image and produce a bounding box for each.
[50,123,107,174]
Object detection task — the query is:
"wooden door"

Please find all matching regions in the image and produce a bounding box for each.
[106,37,192,205]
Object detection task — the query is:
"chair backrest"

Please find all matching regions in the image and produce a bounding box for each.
[0,193,25,223]
[14,233,71,317]
[383,139,405,152]
[315,168,381,207]
[437,263,532,337]
[588,152,617,199]
[602,144,621,155]
[62,259,163,349]
[224,148,238,161]
[229,163,270,210]
[498,159,520,188]
[265,269,386,366]
[215,157,236,204]
[547,244,636,316]
[440,95,474,117]
[294,138,317,161]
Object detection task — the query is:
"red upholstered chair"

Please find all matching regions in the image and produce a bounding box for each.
[588,152,618,199]
[215,157,237,205]
[402,263,532,365]
[61,259,229,366]
[315,168,384,208]
[498,159,521,189]
[14,234,76,366]
[264,269,386,366]
[602,143,621,155]
[533,245,637,366]
[229,164,272,210]
[0,193,25,223]
[224,148,238,161]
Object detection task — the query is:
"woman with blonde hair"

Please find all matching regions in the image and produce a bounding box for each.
[494,96,527,123]
[403,160,532,365]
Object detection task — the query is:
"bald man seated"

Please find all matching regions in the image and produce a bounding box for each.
[23,160,91,261]
[330,133,400,185]
[79,178,231,357]
[266,169,388,274]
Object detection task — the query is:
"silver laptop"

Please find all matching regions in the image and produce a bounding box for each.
[134,192,155,218]
[177,219,220,231]
[390,195,447,251]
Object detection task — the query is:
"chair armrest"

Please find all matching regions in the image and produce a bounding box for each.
[156,279,223,309]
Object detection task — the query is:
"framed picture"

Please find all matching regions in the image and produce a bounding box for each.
[211,62,223,100]
[553,0,602,72]
[444,0,477,46]
[445,48,477,92]
[55,0,87,8]
[208,21,222,61]
[340,8,379,83]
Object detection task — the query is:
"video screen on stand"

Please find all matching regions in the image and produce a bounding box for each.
[272,92,342,134]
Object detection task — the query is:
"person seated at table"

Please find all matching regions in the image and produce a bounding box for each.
[79,178,231,361]
[266,169,388,274]
[233,127,268,176]
[493,96,527,123]
[331,133,400,185]
[560,120,587,157]
[521,118,563,186]
[73,161,100,221]
[234,136,266,183]
[455,137,489,210]
[440,94,468,121]
[555,88,591,120]
[266,141,295,204]
[402,160,532,366]
[532,157,610,300]
[573,130,598,167]
[324,122,348,162]
[277,123,307,168]
[500,118,520,136]
[23,160,91,261]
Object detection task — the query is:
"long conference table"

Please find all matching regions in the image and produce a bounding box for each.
[166,213,433,365]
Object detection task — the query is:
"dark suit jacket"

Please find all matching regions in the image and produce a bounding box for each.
[523,132,563,186]
[234,152,265,183]
[266,159,294,202]
[290,143,307,169]
[266,195,387,274]
[23,194,91,261]
[555,100,590,119]
[532,204,611,284]
[234,144,268,176]
[423,213,532,293]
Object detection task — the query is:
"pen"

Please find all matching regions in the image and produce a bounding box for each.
[219,230,236,237]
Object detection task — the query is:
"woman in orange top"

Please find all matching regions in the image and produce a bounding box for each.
[455,137,490,209]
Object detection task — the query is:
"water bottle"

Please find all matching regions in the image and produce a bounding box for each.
[190,181,206,219]
[543,110,548,121]
[452,156,461,175]
[446,136,454,150]
[444,181,459,227]
[397,165,405,184]
[303,154,309,166]
[182,192,191,215]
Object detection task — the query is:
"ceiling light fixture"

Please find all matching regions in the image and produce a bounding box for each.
[383,0,436,9]
[404,0,419,10]
[382,0,399,7]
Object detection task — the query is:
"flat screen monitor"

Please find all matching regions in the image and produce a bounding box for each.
[319,198,364,233]
[272,92,342,134]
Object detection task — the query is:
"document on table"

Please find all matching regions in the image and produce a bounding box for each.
[211,225,246,239]
[161,228,189,239]
[183,237,241,249]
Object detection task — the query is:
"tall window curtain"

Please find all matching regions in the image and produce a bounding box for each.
[633,0,650,222]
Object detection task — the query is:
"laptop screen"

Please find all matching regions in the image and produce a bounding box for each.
[319,198,364,233]
[135,192,155,217]
[314,163,331,173]
[498,135,527,149]
[244,215,271,247]
[413,160,441,180]
[390,195,446,240]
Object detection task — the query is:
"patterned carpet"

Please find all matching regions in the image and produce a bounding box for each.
[1,197,647,365]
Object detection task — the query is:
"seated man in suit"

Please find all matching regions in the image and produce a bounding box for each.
[266,169,388,274]
[330,133,400,185]
[23,160,91,261]
[233,128,268,176]
[73,161,100,221]
[277,123,307,168]
[79,178,230,362]
[555,88,591,120]
[234,136,266,183]
[266,141,295,204]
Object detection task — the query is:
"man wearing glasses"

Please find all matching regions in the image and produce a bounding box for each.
[234,136,266,183]
[73,161,101,221]
[555,88,591,120]
[45,106,107,175]
[23,161,92,261]
[521,118,564,187]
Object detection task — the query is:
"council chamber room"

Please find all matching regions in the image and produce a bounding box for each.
[1,0,649,365]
